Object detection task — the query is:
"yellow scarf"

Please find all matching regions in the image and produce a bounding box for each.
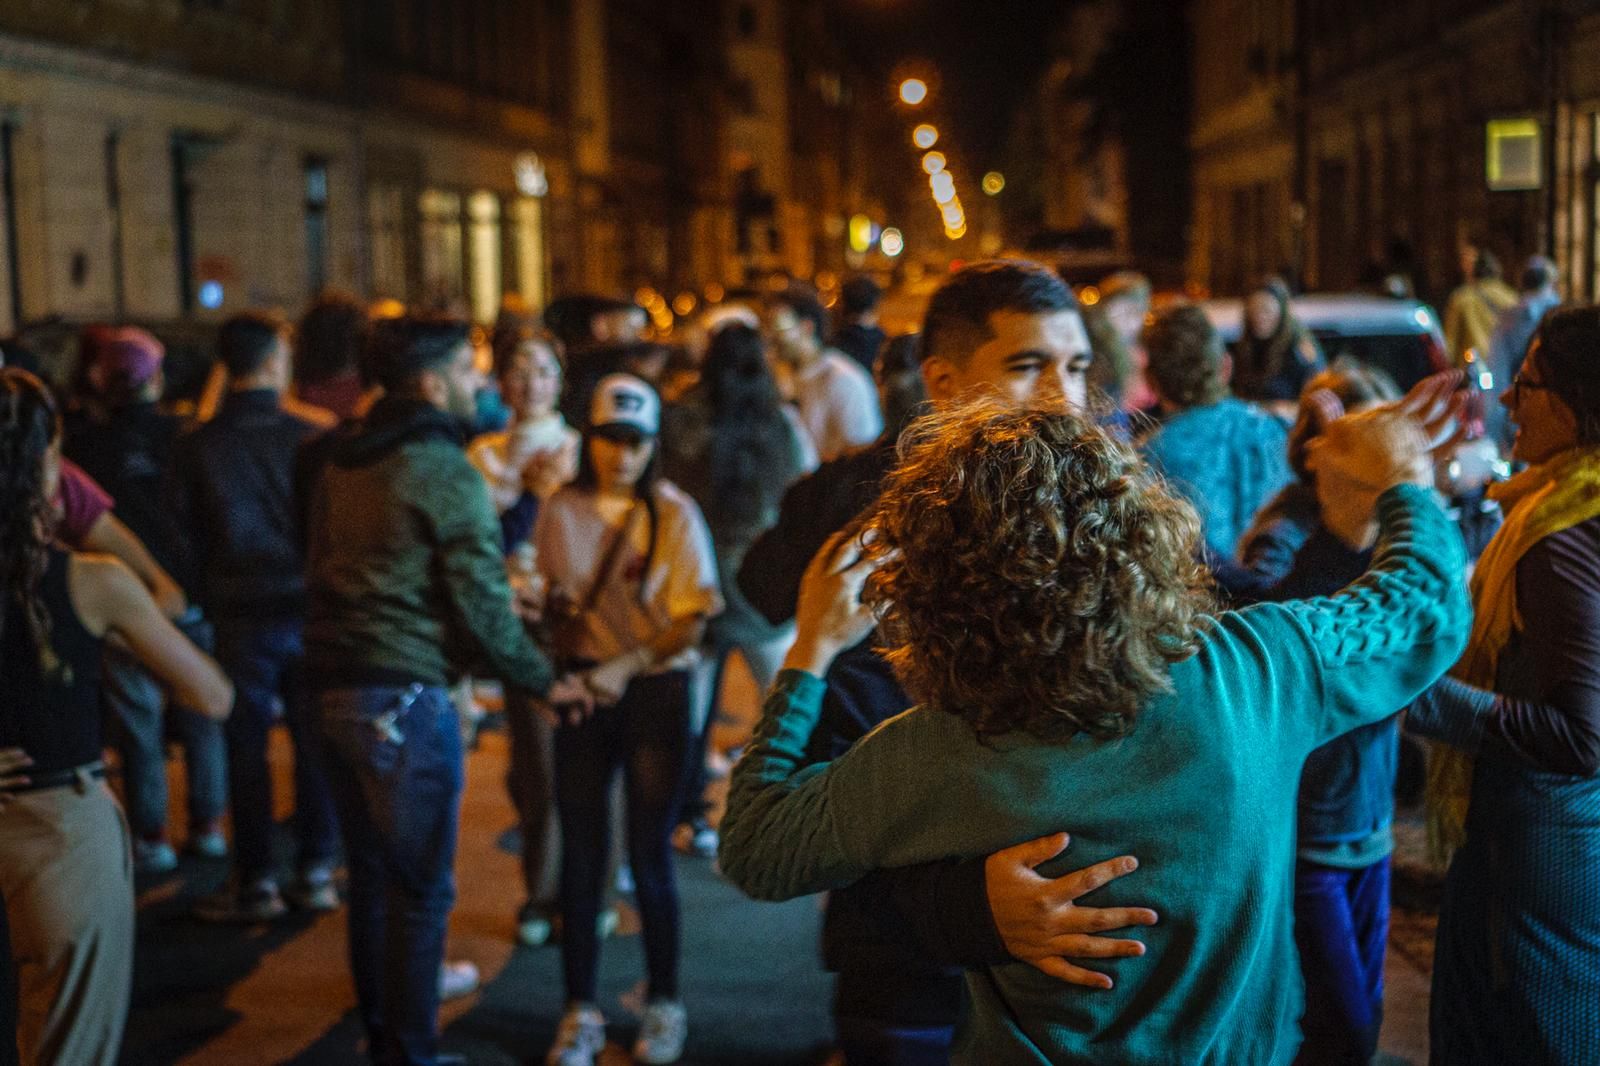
[1426,445,1600,862]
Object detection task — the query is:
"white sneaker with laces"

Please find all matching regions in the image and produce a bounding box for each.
[632,998,687,1064]
[546,1004,606,1066]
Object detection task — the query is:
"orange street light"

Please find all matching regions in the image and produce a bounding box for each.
[899,78,928,106]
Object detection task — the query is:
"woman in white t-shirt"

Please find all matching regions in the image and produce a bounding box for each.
[535,374,723,1066]
[469,328,581,514]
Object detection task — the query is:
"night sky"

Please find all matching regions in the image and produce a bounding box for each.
[838,0,1070,170]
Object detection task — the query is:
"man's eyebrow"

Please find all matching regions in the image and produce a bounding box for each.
[1002,349,1052,366]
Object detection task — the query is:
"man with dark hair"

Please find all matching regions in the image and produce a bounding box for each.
[768,286,882,462]
[738,260,1137,1066]
[1138,304,1291,558]
[171,312,340,923]
[832,276,886,370]
[294,290,370,421]
[301,316,589,1066]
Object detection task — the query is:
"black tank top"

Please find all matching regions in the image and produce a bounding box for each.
[0,549,104,774]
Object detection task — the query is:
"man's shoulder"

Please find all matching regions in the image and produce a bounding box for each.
[822,349,874,387]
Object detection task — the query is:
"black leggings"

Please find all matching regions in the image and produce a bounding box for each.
[554,670,691,1003]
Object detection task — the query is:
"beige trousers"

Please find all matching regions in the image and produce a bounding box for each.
[0,779,133,1066]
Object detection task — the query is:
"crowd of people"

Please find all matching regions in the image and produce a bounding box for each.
[1,248,1598,1066]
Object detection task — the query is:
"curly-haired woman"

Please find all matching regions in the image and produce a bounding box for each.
[0,367,232,1064]
[721,386,1471,1063]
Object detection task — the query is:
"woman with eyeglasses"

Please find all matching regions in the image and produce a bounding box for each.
[1408,305,1600,1063]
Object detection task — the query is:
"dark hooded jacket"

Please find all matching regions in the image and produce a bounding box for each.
[298,396,554,693]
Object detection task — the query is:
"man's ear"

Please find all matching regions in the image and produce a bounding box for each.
[921,356,958,405]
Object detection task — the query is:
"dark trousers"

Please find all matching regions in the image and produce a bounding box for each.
[833,965,962,1066]
[216,618,339,884]
[504,685,557,906]
[555,670,691,1004]
[1293,857,1390,1065]
[316,685,463,1066]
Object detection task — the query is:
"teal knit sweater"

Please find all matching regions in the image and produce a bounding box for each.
[720,485,1471,1064]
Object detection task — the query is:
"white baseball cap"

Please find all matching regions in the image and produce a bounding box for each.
[589,373,660,437]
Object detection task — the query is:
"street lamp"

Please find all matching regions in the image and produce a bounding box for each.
[982,171,1006,196]
[881,228,905,257]
[899,78,928,106]
[921,151,946,175]
[913,124,938,149]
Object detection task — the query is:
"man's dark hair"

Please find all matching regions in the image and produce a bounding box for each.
[1144,305,1227,409]
[217,311,288,379]
[1521,256,1559,294]
[841,276,882,317]
[296,290,368,385]
[772,286,829,344]
[368,316,472,393]
[874,332,929,436]
[920,260,1080,366]
[1533,305,1600,445]
[1472,250,1503,282]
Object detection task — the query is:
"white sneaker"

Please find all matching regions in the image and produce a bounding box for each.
[546,1004,606,1066]
[437,959,480,1001]
[632,999,687,1064]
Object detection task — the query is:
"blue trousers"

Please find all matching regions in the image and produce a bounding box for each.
[1293,857,1390,1065]
[316,685,463,1066]
[215,618,339,884]
[103,631,227,839]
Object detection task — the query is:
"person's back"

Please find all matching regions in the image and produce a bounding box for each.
[64,401,184,574]
[1142,398,1289,557]
[722,397,1473,1064]
[1140,305,1291,557]
[175,390,327,617]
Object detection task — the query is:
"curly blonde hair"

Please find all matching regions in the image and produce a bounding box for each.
[861,399,1215,742]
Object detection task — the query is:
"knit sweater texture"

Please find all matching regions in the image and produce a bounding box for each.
[721,485,1470,1064]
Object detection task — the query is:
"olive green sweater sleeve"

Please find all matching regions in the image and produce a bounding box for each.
[719,670,870,901]
[423,449,555,696]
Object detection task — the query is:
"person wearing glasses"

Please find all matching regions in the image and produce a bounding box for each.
[1409,305,1600,1063]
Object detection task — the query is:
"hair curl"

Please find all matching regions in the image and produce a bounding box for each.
[0,368,62,675]
[861,399,1215,743]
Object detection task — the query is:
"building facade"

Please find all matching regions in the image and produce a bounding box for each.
[0,0,750,335]
[1191,0,1600,304]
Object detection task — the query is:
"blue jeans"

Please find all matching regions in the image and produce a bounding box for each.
[1293,857,1390,1065]
[215,618,339,884]
[103,623,227,839]
[315,685,463,1066]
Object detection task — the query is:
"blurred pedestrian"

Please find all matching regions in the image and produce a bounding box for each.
[294,290,372,422]
[766,286,882,462]
[1444,247,1518,368]
[62,326,228,874]
[1233,277,1324,417]
[171,312,342,924]
[301,316,585,1066]
[1138,304,1291,558]
[660,323,816,857]
[830,276,886,371]
[1484,256,1561,447]
[1,368,232,1066]
[535,375,722,1066]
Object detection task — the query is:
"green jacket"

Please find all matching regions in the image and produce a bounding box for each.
[721,485,1470,1064]
[303,397,553,694]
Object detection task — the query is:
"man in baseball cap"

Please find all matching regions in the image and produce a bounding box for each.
[83,326,165,401]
